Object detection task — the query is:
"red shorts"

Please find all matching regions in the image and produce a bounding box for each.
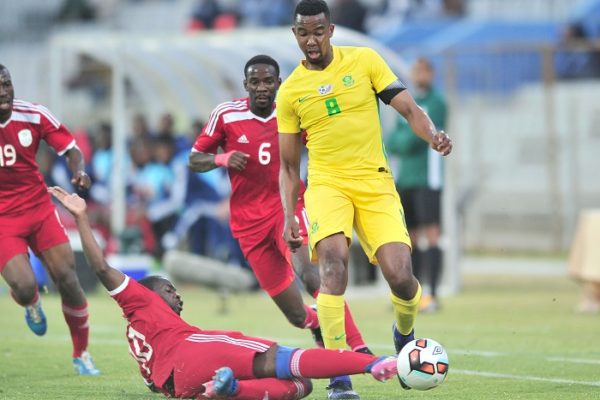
[172,330,275,398]
[237,201,309,297]
[0,204,69,271]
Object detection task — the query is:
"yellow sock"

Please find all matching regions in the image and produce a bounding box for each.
[390,282,422,335]
[316,293,346,350]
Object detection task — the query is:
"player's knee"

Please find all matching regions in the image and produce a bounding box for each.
[299,268,320,295]
[53,268,82,292]
[10,280,37,304]
[386,264,414,293]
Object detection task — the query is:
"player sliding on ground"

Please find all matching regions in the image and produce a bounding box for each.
[49,186,398,399]
[189,55,371,399]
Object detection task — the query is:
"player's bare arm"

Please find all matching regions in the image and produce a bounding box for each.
[65,146,91,190]
[389,90,453,156]
[49,186,125,291]
[278,132,303,251]
[189,150,249,172]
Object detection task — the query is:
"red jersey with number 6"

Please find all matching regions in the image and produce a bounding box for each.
[192,97,305,238]
[0,99,75,215]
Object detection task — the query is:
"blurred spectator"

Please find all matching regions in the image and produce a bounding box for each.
[89,122,113,206]
[385,57,448,313]
[162,121,244,267]
[239,0,293,27]
[130,113,154,142]
[443,0,465,17]
[331,0,367,33]
[146,135,183,259]
[188,0,222,30]
[556,22,600,80]
[156,112,191,155]
[56,0,97,22]
[126,136,173,257]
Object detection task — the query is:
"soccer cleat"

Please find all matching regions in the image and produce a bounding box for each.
[392,324,414,355]
[203,367,238,398]
[392,324,414,389]
[25,301,47,336]
[354,346,374,356]
[326,378,360,400]
[309,305,325,347]
[73,351,100,376]
[366,356,398,382]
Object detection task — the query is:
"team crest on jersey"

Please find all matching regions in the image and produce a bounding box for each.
[318,84,333,95]
[17,129,33,147]
[342,75,354,87]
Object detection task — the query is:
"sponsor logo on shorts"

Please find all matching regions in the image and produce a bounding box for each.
[311,221,319,234]
[334,333,346,341]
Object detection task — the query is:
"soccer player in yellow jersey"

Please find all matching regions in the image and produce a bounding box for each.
[278,0,452,395]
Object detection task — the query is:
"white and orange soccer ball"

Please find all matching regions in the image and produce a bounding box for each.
[396,338,449,390]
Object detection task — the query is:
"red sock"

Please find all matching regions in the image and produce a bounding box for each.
[311,289,366,350]
[290,348,378,378]
[198,378,310,400]
[302,304,319,329]
[343,303,367,351]
[11,288,39,307]
[62,302,89,358]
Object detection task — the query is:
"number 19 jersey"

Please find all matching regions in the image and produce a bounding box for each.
[192,97,303,238]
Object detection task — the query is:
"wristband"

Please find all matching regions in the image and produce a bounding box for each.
[214,151,234,167]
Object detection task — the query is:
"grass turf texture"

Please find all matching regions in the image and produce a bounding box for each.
[0,274,598,399]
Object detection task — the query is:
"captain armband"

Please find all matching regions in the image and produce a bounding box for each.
[377,80,407,104]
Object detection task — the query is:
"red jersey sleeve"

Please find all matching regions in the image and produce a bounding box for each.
[192,107,226,154]
[38,105,76,156]
[108,276,152,315]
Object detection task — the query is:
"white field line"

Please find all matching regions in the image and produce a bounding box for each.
[453,369,600,387]
[546,357,600,365]
[370,343,600,365]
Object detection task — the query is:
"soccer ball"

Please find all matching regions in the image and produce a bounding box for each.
[396,338,449,390]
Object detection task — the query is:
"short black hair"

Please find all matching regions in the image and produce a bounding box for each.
[294,0,330,22]
[244,55,280,78]
[138,275,168,291]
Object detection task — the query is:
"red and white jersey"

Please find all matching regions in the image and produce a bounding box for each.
[109,276,200,389]
[0,99,76,215]
[192,97,305,238]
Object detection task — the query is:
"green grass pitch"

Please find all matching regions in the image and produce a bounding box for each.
[1,274,598,399]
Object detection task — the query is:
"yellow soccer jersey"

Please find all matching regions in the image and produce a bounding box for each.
[277,45,399,179]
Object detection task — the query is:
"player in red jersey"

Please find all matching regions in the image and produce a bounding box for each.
[0,64,99,375]
[189,55,372,399]
[50,185,398,399]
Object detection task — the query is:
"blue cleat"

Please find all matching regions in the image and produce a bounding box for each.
[203,367,238,398]
[326,377,360,400]
[73,351,101,376]
[392,324,414,354]
[392,324,414,390]
[25,302,47,336]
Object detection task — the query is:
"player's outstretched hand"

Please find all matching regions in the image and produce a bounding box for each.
[431,131,452,156]
[48,186,87,217]
[71,171,92,190]
[283,216,303,252]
